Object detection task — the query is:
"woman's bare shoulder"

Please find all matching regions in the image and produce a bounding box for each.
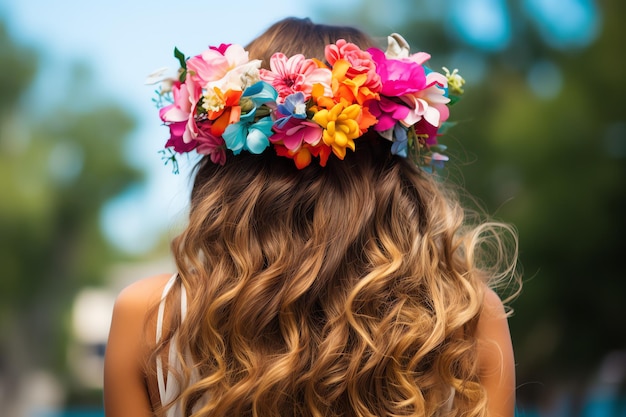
[104,273,174,417]
[107,273,175,360]
[476,286,516,417]
[115,273,174,311]
[107,273,174,352]
[481,286,507,318]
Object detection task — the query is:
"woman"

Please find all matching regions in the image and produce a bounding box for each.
[104,17,520,417]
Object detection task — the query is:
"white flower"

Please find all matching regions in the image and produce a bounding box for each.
[145,67,178,93]
[385,33,410,59]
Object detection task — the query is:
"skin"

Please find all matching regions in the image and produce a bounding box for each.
[476,288,517,416]
[104,274,171,417]
[104,275,516,417]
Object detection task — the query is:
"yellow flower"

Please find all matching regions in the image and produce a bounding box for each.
[442,67,465,96]
[202,86,227,113]
[312,102,362,159]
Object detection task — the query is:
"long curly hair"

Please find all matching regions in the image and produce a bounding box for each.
[150,17,519,417]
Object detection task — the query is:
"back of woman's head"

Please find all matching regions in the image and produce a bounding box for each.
[245,17,377,68]
[158,16,516,417]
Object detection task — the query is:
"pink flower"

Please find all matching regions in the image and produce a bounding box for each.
[159,81,190,123]
[159,80,202,143]
[164,121,198,153]
[367,47,450,131]
[260,53,331,103]
[365,48,426,132]
[368,97,410,132]
[269,116,322,151]
[399,71,450,128]
[210,43,231,54]
[325,40,381,96]
[187,44,261,93]
[414,117,440,146]
[368,48,426,96]
[195,121,227,165]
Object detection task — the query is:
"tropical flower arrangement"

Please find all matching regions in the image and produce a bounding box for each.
[149,34,464,173]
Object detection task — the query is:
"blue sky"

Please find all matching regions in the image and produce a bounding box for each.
[1,0,600,254]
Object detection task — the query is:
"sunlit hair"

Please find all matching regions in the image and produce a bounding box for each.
[149,17,519,417]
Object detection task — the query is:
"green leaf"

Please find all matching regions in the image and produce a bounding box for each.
[438,121,457,135]
[159,148,180,174]
[447,95,460,106]
[174,47,187,70]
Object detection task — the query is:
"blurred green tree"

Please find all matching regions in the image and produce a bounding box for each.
[0,20,142,405]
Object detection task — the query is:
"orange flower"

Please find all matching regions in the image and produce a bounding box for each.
[331,59,380,105]
[203,88,243,136]
[274,142,331,169]
[358,105,378,132]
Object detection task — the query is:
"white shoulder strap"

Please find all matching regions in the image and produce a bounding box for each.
[155,274,186,409]
[443,386,455,412]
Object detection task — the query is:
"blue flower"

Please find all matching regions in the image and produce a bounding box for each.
[224,112,275,154]
[390,123,409,158]
[243,80,279,105]
[223,81,278,154]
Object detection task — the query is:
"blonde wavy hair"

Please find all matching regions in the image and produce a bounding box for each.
[150,17,519,417]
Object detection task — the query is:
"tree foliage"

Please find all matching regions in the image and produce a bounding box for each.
[0,20,142,396]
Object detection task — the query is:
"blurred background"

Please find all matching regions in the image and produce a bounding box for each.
[0,0,624,416]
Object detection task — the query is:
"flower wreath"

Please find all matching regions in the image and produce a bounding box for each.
[148,34,465,173]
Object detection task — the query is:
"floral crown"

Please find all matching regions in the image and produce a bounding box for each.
[149,34,464,173]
